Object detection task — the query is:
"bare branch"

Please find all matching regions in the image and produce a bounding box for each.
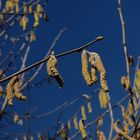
[0,36,104,83]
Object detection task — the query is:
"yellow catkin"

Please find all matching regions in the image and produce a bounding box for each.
[36,4,43,18]
[91,67,97,83]
[133,86,140,99]
[0,86,3,97]
[29,5,33,13]
[33,12,39,27]
[89,53,108,92]
[120,105,128,120]
[61,125,68,140]
[79,119,87,139]
[81,105,87,120]
[14,80,27,100]
[5,0,14,13]
[121,76,130,91]
[98,131,106,140]
[20,16,28,31]
[6,76,18,106]
[47,54,64,88]
[99,89,108,108]
[30,31,36,42]
[87,101,92,113]
[13,113,19,124]
[98,116,103,126]
[81,50,93,86]
[73,116,78,129]
[23,2,27,13]
[15,1,19,13]
[47,55,57,76]
[67,120,71,129]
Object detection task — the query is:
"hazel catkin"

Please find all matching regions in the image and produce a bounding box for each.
[6,76,18,106]
[47,54,64,88]
[14,80,27,100]
[89,52,109,92]
[81,50,93,86]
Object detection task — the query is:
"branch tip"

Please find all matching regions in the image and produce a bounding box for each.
[96,36,104,40]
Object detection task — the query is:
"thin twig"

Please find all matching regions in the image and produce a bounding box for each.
[118,0,130,80]
[106,92,114,140]
[20,45,30,83]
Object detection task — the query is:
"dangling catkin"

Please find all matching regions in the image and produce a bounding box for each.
[47,55,64,88]
[81,105,87,120]
[89,53,108,92]
[73,116,78,129]
[98,116,103,126]
[6,76,18,106]
[79,119,87,140]
[91,67,97,83]
[14,80,27,100]
[121,76,130,91]
[99,89,108,108]
[81,50,93,86]
[67,120,71,129]
[87,101,92,113]
[98,131,106,140]
[13,113,19,124]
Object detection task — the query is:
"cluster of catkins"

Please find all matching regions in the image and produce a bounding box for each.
[81,50,109,108]
[81,50,109,92]
[46,54,64,88]
[6,76,26,106]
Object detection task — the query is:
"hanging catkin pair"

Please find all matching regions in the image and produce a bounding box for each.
[6,76,27,106]
[47,54,64,88]
[89,52,109,92]
[81,50,96,86]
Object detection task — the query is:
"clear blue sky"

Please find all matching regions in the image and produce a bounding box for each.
[0,0,140,139]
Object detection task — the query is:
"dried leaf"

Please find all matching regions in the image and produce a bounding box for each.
[81,50,93,86]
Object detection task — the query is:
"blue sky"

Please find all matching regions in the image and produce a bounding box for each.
[0,0,140,139]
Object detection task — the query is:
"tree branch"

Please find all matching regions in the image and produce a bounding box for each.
[0,36,103,83]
